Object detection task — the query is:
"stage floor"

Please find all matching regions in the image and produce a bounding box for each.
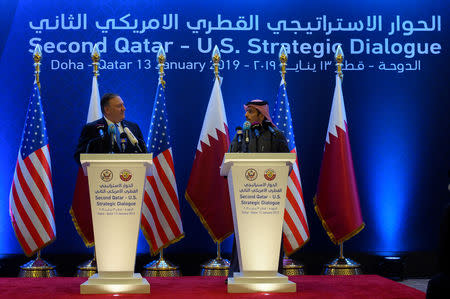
[0,275,425,298]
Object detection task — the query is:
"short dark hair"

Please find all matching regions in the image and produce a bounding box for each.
[100,93,120,114]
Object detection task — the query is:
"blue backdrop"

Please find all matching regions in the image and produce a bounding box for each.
[0,0,448,257]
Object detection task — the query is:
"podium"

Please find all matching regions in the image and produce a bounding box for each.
[79,153,152,294]
[220,153,297,293]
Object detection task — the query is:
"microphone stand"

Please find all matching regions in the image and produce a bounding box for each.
[109,130,115,153]
[135,139,144,153]
[86,136,103,153]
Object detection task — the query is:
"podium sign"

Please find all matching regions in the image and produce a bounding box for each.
[221,153,296,293]
[79,153,152,294]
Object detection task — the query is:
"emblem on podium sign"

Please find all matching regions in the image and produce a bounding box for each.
[264,169,276,181]
[245,168,257,181]
[100,169,113,182]
[120,169,133,181]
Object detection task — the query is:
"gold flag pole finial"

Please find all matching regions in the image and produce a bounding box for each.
[33,44,42,90]
[335,45,344,82]
[91,43,101,78]
[157,45,166,88]
[212,45,221,81]
[279,45,288,85]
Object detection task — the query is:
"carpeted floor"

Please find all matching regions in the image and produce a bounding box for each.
[0,275,425,298]
[400,279,429,293]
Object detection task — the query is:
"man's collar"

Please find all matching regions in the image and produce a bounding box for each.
[104,116,121,126]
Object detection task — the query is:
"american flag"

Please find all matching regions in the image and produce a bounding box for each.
[272,80,310,255]
[9,83,56,256]
[141,82,184,255]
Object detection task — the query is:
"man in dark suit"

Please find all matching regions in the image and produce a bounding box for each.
[74,93,147,164]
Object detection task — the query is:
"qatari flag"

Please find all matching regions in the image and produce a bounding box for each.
[314,74,364,244]
[70,74,101,247]
[185,76,233,242]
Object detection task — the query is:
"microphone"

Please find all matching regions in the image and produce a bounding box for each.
[251,122,262,138]
[235,126,243,143]
[120,132,127,152]
[243,121,251,143]
[108,124,116,153]
[86,125,106,153]
[96,124,105,138]
[124,127,143,153]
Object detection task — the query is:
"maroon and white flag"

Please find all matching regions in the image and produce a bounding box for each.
[314,74,364,244]
[185,77,233,242]
[70,75,101,247]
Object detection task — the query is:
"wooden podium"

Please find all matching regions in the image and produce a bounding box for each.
[79,153,152,294]
[220,153,297,293]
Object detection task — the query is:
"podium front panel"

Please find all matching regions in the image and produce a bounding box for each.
[86,162,147,273]
[227,162,290,273]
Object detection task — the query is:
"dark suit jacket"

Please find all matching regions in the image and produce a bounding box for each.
[74,117,147,165]
[229,125,289,153]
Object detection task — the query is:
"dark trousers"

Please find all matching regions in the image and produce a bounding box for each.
[228,235,284,277]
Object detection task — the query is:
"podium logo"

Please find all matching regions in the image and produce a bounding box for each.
[100,169,113,182]
[264,169,276,181]
[245,168,258,181]
[120,169,133,182]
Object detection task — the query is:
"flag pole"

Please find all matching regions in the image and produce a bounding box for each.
[19,45,56,277]
[323,241,362,275]
[76,44,101,277]
[200,45,230,276]
[322,45,361,275]
[279,46,287,85]
[212,45,220,81]
[33,44,42,90]
[142,46,180,277]
[277,45,305,276]
[19,249,57,278]
[143,249,180,277]
[201,239,230,276]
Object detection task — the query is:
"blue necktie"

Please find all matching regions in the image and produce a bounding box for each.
[114,123,122,152]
